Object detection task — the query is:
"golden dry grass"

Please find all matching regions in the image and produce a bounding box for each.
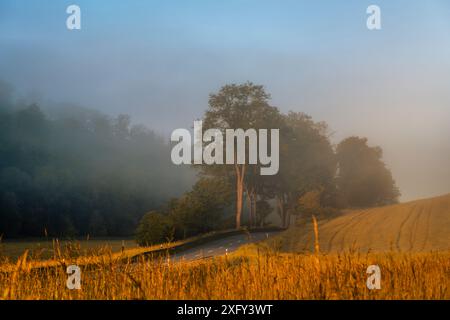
[0,230,240,272]
[1,194,449,300]
[0,240,176,272]
[280,194,450,253]
[0,239,138,261]
[0,244,448,300]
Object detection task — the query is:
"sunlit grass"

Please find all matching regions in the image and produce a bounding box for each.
[0,243,448,300]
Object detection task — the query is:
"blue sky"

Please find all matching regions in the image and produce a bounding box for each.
[1,0,450,200]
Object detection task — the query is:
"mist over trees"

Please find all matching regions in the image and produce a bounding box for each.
[136,177,233,245]
[202,83,283,228]
[336,137,401,207]
[0,82,194,238]
[0,81,401,240]
[198,83,338,229]
[182,83,400,232]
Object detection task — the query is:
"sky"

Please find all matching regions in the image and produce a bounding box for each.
[1,0,450,201]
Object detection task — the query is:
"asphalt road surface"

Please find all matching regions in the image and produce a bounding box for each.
[171,231,280,262]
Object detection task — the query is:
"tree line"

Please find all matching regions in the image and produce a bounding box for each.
[0,81,399,241]
[136,83,400,245]
[0,82,193,238]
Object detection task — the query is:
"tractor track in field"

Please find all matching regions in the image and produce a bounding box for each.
[326,209,371,251]
[289,194,450,253]
[420,203,433,251]
[396,204,415,251]
[408,205,424,251]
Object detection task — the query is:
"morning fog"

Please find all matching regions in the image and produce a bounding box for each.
[171,121,279,175]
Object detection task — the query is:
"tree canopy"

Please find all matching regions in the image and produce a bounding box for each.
[1,81,401,241]
[136,177,233,245]
[336,137,400,207]
[0,90,193,238]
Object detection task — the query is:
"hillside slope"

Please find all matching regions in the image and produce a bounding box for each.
[276,194,450,252]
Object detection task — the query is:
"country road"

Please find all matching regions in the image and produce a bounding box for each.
[170,231,280,262]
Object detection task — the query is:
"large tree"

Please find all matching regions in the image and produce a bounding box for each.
[202,82,282,229]
[271,112,337,227]
[336,137,400,207]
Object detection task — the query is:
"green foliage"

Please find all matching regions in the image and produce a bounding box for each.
[202,82,286,228]
[279,112,337,197]
[255,200,271,226]
[336,137,400,207]
[0,87,194,238]
[297,190,322,215]
[169,177,233,238]
[136,211,172,246]
[296,188,339,219]
[266,111,337,227]
[136,177,233,244]
[204,82,274,131]
[1,81,403,241]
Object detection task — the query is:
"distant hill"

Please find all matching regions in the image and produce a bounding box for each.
[276,194,450,252]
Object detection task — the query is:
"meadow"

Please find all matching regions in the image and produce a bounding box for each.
[0,238,138,261]
[278,194,450,253]
[1,194,449,300]
[0,243,448,300]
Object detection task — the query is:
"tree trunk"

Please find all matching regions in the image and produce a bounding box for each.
[285,192,295,228]
[277,193,292,228]
[251,192,257,227]
[277,194,285,228]
[235,164,245,229]
[246,188,253,227]
[246,187,257,228]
